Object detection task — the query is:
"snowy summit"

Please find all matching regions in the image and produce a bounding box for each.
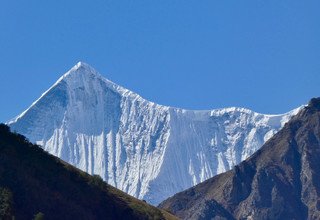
[8,62,301,205]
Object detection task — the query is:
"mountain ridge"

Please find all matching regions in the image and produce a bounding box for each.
[159,98,320,219]
[10,62,300,118]
[8,62,302,204]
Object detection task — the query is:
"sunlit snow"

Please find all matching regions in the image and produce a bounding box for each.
[8,62,301,205]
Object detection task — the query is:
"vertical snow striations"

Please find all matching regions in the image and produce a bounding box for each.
[9,62,172,203]
[144,107,300,204]
[8,62,301,205]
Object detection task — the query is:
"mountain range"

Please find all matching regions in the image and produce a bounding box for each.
[159,98,320,219]
[8,62,301,205]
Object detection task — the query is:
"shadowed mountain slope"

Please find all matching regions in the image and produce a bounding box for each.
[159,98,320,220]
[0,124,176,220]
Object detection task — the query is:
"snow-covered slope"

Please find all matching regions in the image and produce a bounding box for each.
[8,62,301,205]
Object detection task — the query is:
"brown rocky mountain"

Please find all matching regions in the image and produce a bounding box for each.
[159,98,320,220]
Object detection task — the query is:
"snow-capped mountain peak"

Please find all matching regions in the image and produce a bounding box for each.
[57,61,100,83]
[8,62,302,205]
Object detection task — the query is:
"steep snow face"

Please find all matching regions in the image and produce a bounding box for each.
[8,62,301,205]
[144,107,301,204]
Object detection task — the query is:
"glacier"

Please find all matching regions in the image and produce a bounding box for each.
[8,62,301,205]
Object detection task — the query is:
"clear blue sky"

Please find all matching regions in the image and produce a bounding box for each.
[1,0,319,122]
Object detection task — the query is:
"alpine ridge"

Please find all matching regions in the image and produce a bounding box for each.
[8,62,301,205]
[159,98,320,220]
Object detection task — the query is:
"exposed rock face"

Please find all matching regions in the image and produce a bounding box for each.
[159,98,320,220]
[8,62,300,205]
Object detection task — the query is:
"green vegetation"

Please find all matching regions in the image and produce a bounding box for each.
[0,187,14,219]
[0,124,177,220]
[33,212,44,220]
[89,174,105,188]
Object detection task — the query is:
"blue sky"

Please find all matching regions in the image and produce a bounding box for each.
[0,0,319,122]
